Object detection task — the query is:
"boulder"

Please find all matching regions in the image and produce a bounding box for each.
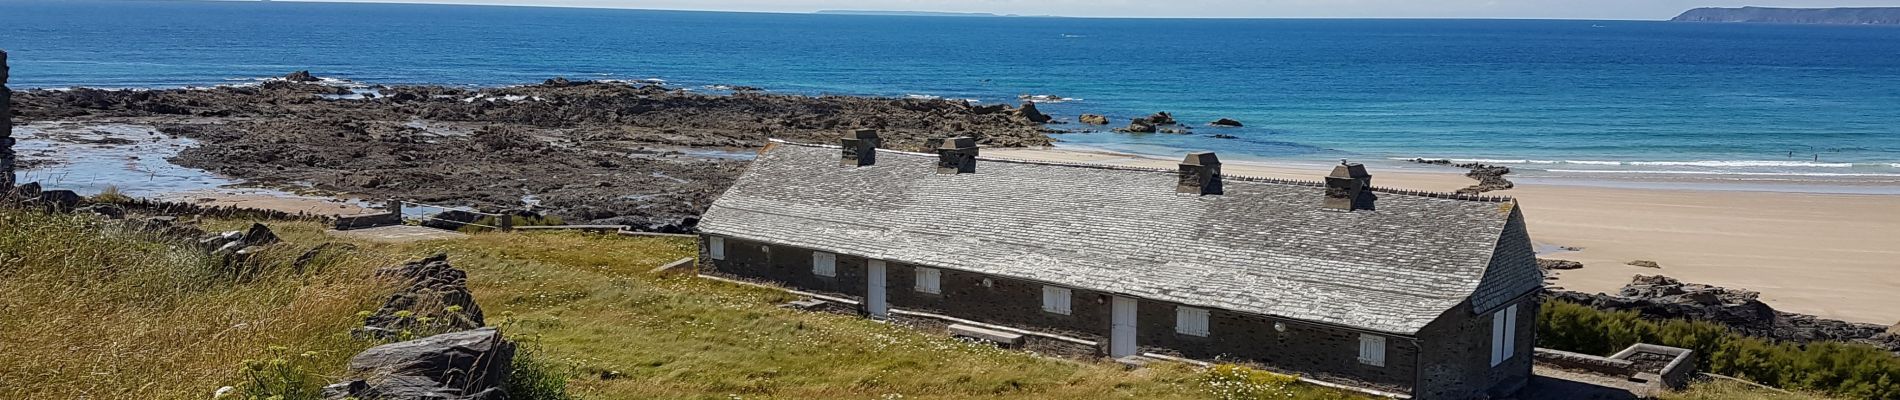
[1143,112,1177,125]
[1627,260,1662,269]
[360,254,486,339]
[322,328,515,400]
[1211,134,1238,139]
[1538,259,1584,270]
[1159,127,1191,134]
[285,70,319,83]
[1079,114,1110,125]
[1114,119,1157,133]
[34,189,82,211]
[1210,118,1244,127]
[1012,102,1053,124]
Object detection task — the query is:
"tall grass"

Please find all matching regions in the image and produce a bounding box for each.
[0,209,397,399]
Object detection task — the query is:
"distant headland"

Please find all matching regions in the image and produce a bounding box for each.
[1671,6,1900,25]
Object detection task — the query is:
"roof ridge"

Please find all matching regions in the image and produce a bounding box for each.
[764,139,1513,203]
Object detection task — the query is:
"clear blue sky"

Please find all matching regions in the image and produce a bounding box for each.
[285,0,1900,20]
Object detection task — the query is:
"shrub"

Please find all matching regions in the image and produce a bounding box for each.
[92,185,135,204]
[504,343,573,400]
[1539,300,1900,399]
[233,346,328,400]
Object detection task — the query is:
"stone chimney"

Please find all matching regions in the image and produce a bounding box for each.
[1176,152,1222,195]
[1324,161,1374,211]
[840,129,881,167]
[936,137,978,174]
[2,49,13,190]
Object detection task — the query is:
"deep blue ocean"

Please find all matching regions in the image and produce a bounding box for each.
[5,0,1900,189]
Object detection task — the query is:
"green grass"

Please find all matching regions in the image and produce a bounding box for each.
[0,208,1373,400]
[1664,379,1840,400]
[0,210,397,399]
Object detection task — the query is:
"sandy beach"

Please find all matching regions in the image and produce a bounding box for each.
[987,147,1900,325]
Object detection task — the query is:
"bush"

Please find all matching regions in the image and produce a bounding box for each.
[504,343,572,400]
[233,346,328,400]
[1539,300,1900,399]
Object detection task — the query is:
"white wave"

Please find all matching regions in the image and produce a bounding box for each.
[1563,160,1624,166]
[1626,160,1853,168]
[1018,94,1081,103]
[1891,163,1900,168]
[905,94,942,100]
[1544,169,1900,177]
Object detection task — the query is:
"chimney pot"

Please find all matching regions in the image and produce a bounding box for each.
[1176,152,1222,195]
[936,136,978,174]
[1324,161,1375,211]
[841,129,880,167]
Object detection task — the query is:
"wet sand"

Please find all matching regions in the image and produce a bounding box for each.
[987,147,1900,325]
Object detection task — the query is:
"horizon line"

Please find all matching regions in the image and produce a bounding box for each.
[232,0,1672,21]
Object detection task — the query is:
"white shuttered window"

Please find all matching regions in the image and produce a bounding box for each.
[1358,334,1387,367]
[708,237,725,260]
[1041,286,1072,315]
[915,267,942,294]
[811,252,837,277]
[1176,307,1210,337]
[1491,304,1519,366]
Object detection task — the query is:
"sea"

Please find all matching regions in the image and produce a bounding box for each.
[5,0,1900,193]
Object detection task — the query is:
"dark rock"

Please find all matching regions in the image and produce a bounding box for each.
[1210,118,1244,127]
[1549,275,1899,353]
[1114,119,1157,133]
[1453,163,1514,194]
[36,190,82,211]
[1013,102,1053,124]
[9,182,42,199]
[359,254,486,339]
[542,76,574,87]
[1628,260,1662,268]
[1158,127,1191,134]
[1143,112,1177,125]
[285,70,320,83]
[1538,259,1585,270]
[1211,134,1238,139]
[322,328,514,400]
[1079,114,1110,125]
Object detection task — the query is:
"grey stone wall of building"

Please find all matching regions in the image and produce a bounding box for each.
[2,49,14,189]
[1133,298,1420,393]
[1413,297,1537,399]
[1470,207,1541,313]
[701,234,1454,395]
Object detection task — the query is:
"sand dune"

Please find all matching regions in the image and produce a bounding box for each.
[986,147,1900,325]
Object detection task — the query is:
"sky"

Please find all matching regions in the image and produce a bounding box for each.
[282,0,1900,20]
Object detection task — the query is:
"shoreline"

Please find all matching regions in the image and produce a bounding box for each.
[987,146,1900,326]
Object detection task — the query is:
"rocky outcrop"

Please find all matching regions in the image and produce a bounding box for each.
[1114,119,1157,133]
[322,328,515,400]
[1627,260,1662,269]
[1407,160,1519,194]
[1210,118,1243,127]
[1672,7,1900,25]
[1550,275,1900,353]
[1538,259,1584,270]
[1079,114,1109,125]
[1142,112,1176,125]
[359,254,486,339]
[1013,102,1052,124]
[1211,134,1237,139]
[284,70,320,82]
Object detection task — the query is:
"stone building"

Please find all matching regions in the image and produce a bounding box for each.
[696,133,1541,399]
[2,49,14,189]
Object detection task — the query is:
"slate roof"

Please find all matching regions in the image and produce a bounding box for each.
[699,141,1540,334]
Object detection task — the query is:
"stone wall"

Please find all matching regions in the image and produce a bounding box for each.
[1413,297,1537,399]
[3,49,14,189]
[700,235,1438,395]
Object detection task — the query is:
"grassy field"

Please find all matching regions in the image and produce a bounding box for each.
[0,207,1838,399]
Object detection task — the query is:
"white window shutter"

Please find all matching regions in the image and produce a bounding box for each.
[915,267,941,294]
[1042,286,1072,315]
[812,252,836,277]
[1359,334,1386,367]
[708,237,725,260]
[1176,307,1210,336]
[1504,304,1519,361]
[1492,309,1506,366]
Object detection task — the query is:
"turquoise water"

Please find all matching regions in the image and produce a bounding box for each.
[4,0,1900,190]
